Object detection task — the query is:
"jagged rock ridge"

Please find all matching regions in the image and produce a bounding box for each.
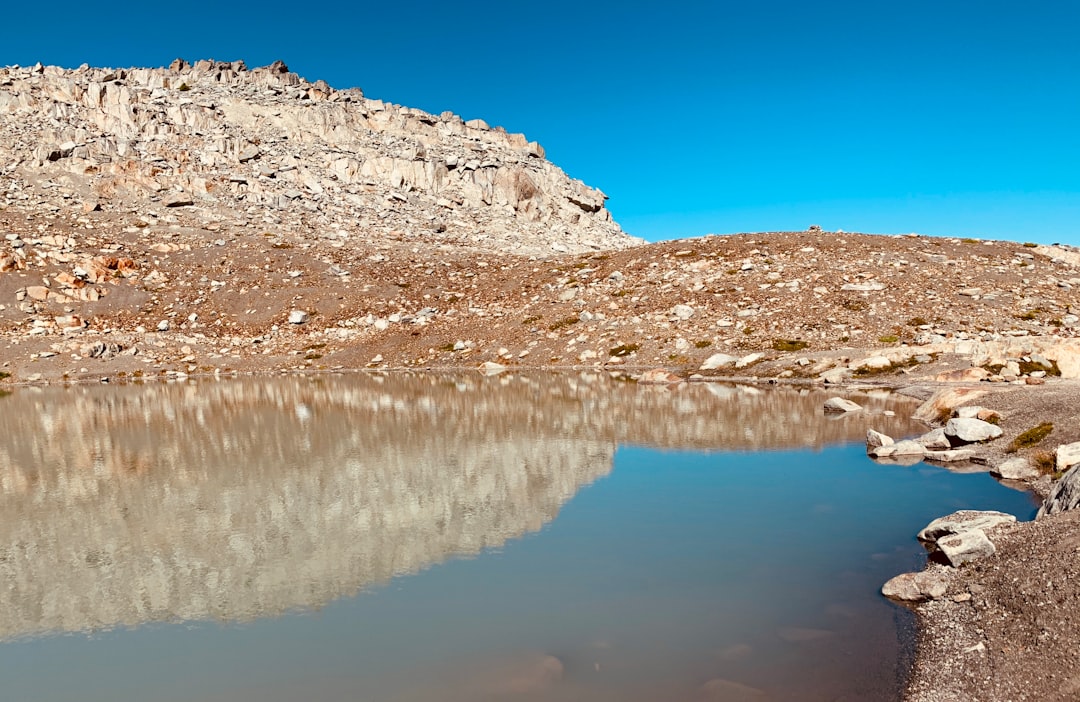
[0,59,639,255]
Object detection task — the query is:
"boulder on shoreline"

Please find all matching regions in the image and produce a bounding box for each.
[944,417,1003,445]
[823,397,862,413]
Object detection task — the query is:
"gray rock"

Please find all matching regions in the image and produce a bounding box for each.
[881,570,950,602]
[288,310,309,325]
[699,353,738,370]
[937,529,996,566]
[1038,463,1080,518]
[734,352,764,369]
[991,457,1040,481]
[840,282,885,292]
[917,510,1016,543]
[866,429,894,453]
[1058,441,1080,472]
[944,417,1003,445]
[820,367,850,384]
[917,428,952,450]
[924,448,978,463]
[870,439,926,458]
[823,397,862,413]
[163,193,194,207]
[671,304,694,320]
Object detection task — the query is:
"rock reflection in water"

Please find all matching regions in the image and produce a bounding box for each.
[0,373,922,642]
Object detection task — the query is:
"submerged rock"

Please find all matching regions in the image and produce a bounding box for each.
[870,439,925,459]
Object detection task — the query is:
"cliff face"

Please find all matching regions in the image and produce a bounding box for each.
[0,59,639,255]
[0,374,921,640]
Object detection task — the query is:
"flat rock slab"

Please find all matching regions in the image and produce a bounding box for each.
[924,448,978,463]
[882,570,951,602]
[823,397,862,413]
[638,368,682,384]
[992,457,1040,481]
[699,353,737,370]
[945,417,1003,445]
[918,510,1016,543]
[1058,442,1080,472]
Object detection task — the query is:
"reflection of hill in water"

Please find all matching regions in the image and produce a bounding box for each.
[0,373,921,640]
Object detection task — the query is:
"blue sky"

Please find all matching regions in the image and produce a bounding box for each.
[4,1,1079,244]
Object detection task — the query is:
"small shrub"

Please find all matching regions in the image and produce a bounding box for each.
[907,316,929,327]
[1019,359,1061,376]
[935,406,954,425]
[742,326,755,335]
[1033,449,1057,476]
[609,343,640,357]
[961,238,980,244]
[521,315,541,325]
[771,339,809,352]
[304,353,323,360]
[878,334,899,344]
[1016,309,1040,321]
[694,340,712,349]
[0,371,9,380]
[548,316,580,331]
[612,289,631,297]
[1006,422,1053,453]
[1023,242,1038,248]
[438,343,456,352]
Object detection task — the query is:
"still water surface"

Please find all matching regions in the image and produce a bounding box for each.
[0,374,1036,701]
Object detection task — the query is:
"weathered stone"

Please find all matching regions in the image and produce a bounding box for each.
[856,355,891,371]
[917,428,952,450]
[163,193,194,207]
[944,417,1002,445]
[918,510,1016,543]
[823,397,862,413]
[937,529,996,566]
[1039,463,1080,518]
[735,352,764,369]
[913,387,989,423]
[923,448,977,463]
[671,304,694,320]
[881,570,950,602]
[26,285,49,301]
[1057,442,1080,472]
[699,353,738,370]
[992,457,1040,481]
[288,310,309,325]
[870,440,926,458]
[866,429,894,452]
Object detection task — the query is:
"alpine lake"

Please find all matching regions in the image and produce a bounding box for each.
[0,373,1037,701]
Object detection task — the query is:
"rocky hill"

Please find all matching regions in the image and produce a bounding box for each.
[1,60,1080,385]
[0,59,635,255]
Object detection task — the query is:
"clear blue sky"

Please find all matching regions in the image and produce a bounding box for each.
[4,1,1079,245]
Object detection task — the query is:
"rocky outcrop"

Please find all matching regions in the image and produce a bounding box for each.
[917,510,1016,566]
[0,60,639,256]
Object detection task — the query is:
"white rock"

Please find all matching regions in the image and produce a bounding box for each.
[1058,441,1080,472]
[857,355,891,370]
[288,310,309,324]
[944,417,1003,444]
[917,510,1016,543]
[881,570,950,602]
[871,440,926,458]
[699,353,738,370]
[937,529,996,566]
[734,352,764,369]
[671,304,694,320]
[917,428,951,450]
[866,429,894,453]
[823,397,862,413]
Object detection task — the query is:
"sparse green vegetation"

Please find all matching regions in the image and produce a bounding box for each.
[1023,242,1039,248]
[907,316,929,327]
[304,353,323,360]
[612,289,631,297]
[521,315,541,325]
[694,340,712,349]
[1016,309,1041,321]
[548,316,580,331]
[961,238,980,244]
[771,339,809,352]
[1006,422,1053,453]
[609,343,640,357]
[935,406,954,425]
[0,372,9,380]
[878,334,899,344]
[742,326,755,335]
[438,343,457,352]
[842,299,867,311]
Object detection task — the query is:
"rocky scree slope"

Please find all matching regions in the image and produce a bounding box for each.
[0,59,635,256]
